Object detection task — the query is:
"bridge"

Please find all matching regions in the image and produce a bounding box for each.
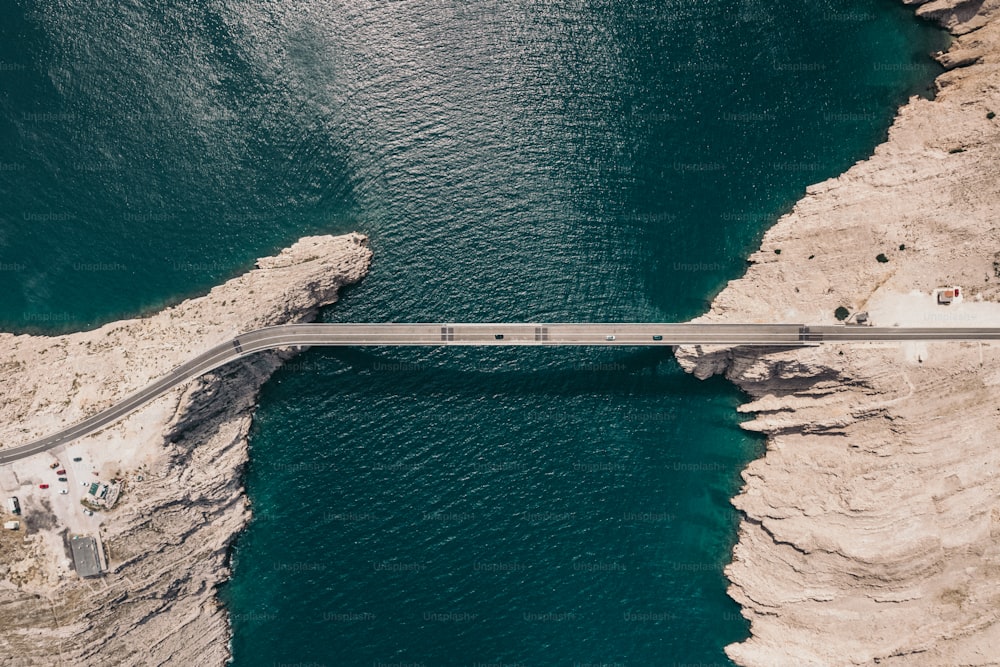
[3,321,1000,464]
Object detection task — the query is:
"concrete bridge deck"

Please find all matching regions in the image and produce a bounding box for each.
[3,322,1000,463]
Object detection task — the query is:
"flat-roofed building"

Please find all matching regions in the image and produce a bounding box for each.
[70,535,103,578]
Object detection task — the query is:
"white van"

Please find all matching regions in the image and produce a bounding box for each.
[6,497,20,514]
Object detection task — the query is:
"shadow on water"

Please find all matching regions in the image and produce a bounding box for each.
[0,0,950,664]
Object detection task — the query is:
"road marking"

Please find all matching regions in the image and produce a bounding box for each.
[6,322,1000,463]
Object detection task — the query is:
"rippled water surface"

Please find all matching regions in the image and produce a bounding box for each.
[0,0,946,664]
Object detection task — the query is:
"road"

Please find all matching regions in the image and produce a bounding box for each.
[3,321,1000,464]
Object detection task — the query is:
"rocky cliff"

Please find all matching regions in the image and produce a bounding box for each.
[0,233,370,665]
[675,1,1000,664]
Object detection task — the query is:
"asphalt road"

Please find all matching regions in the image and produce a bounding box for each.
[3,322,1000,464]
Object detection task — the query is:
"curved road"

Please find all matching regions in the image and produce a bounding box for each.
[3,321,1000,464]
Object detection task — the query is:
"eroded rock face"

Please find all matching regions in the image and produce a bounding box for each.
[676,4,1000,665]
[907,0,999,35]
[0,233,370,665]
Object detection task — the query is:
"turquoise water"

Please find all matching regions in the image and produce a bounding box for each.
[0,0,946,665]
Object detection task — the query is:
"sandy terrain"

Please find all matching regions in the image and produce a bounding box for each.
[676,1,1000,664]
[0,233,370,665]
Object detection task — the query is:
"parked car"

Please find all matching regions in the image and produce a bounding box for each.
[59,489,68,495]
[56,469,66,475]
[49,462,60,469]
[72,457,82,462]
[83,510,94,516]
[39,484,49,489]
[58,477,68,482]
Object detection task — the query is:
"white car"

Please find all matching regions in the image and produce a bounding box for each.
[83,510,94,516]
[59,489,68,495]
[605,335,616,341]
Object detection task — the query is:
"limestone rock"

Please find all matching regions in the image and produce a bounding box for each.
[677,3,1000,664]
[0,233,371,664]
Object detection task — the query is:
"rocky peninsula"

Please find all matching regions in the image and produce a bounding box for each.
[1,1,998,665]
[676,0,1000,664]
[0,233,370,664]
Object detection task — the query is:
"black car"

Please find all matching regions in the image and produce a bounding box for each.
[494,334,504,340]
[72,457,83,462]
[58,477,68,482]
[652,335,663,341]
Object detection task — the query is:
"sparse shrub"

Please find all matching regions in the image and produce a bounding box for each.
[876,253,889,263]
[835,306,850,321]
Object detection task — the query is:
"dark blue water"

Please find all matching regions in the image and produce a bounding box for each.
[0,0,946,665]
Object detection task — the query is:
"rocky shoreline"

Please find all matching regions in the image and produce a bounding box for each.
[0,233,370,664]
[1,1,998,664]
[676,1,1000,664]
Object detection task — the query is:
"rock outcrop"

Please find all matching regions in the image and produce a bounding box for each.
[0,233,370,665]
[676,3,1000,665]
